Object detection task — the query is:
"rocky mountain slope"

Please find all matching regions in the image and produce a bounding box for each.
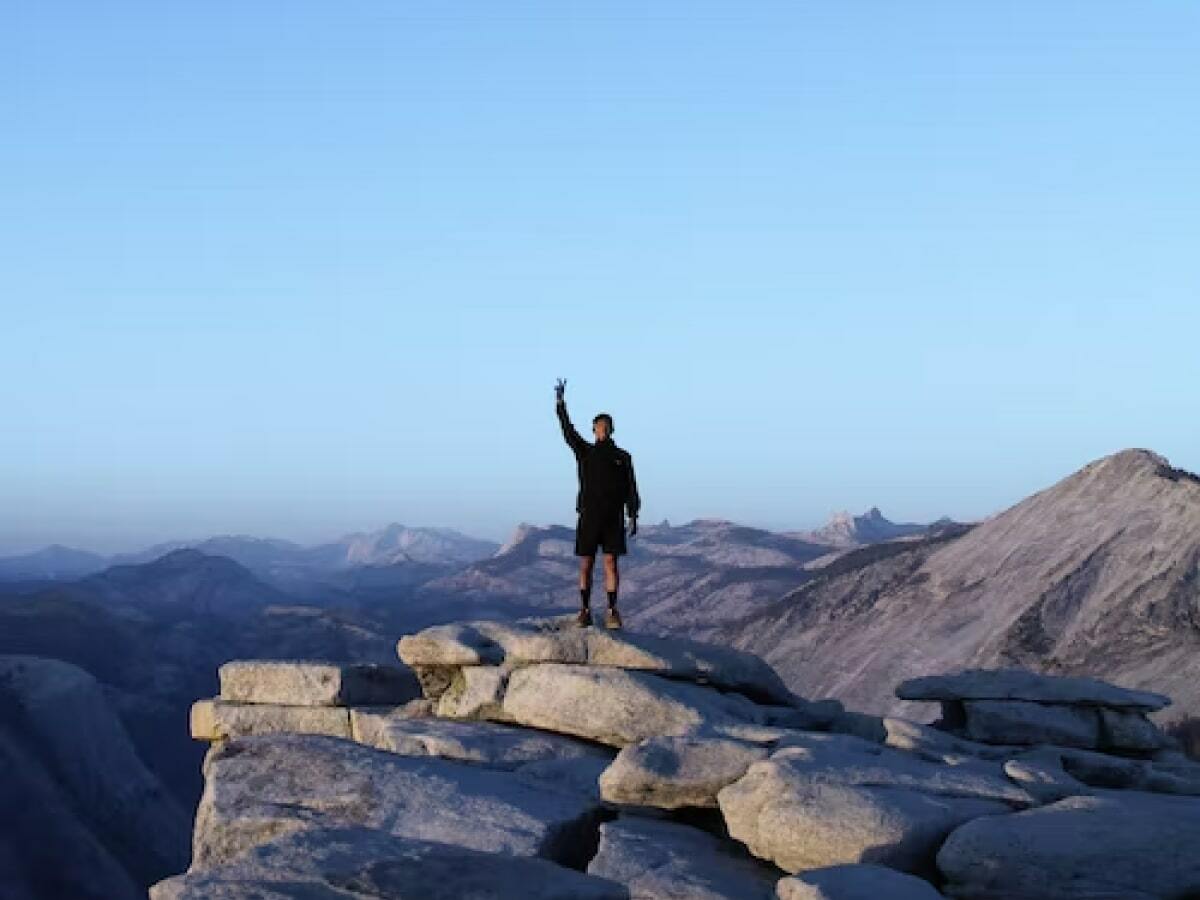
[722,449,1200,723]
[0,656,188,899]
[152,617,1200,899]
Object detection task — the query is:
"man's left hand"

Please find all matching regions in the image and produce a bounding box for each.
[628,516,638,537]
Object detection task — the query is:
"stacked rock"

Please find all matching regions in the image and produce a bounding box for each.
[397,621,1042,886]
[896,668,1172,753]
[190,660,424,743]
[155,620,1200,900]
[890,668,1200,802]
[889,668,1200,900]
[394,617,843,742]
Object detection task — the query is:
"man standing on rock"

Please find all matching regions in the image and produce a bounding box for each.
[555,378,640,629]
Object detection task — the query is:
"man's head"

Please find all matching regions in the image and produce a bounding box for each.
[592,413,613,441]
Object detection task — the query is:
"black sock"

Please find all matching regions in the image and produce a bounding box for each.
[607,590,618,609]
[580,586,591,608]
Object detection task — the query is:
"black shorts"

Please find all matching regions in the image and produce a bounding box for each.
[575,507,627,556]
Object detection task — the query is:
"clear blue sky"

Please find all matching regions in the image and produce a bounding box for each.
[2,3,1198,554]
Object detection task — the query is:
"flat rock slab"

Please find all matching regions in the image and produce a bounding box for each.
[219,661,420,707]
[153,825,626,900]
[960,699,1101,748]
[398,618,800,705]
[191,699,351,742]
[937,789,1200,899]
[717,734,1023,874]
[600,736,769,809]
[951,700,1170,754]
[583,628,796,706]
[193,733,604,869]
[350,712,613,770]
[777,864,943,900]
[501,663,768,747]
[896,668,1169,711]
[587,817,779,900]
[763,732,1035,805]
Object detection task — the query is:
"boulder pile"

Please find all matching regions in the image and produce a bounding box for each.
[157,617,1200,899]
[897,668,1172,753]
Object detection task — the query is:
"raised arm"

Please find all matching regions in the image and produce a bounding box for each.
[554,378,589,456]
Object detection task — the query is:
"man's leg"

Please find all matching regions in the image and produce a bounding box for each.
[579,554,596,607]
[603,553,619,605]
[577,554,596,626]
[603,553,623,629]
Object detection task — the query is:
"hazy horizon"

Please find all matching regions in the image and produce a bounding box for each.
[0,500,946,558]
[2,443,1191,557]
[5,5,1198,556]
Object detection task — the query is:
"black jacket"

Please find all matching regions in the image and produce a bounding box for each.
[557,400,640,518]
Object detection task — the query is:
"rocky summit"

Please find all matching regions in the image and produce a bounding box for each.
[725,449,1200,723]
[157,616,1200,899]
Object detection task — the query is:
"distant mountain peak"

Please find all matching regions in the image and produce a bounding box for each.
[498,522,541,554]
[806,507,935,549]
[107,548,258,581]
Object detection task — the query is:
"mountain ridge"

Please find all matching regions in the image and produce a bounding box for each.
[720,448,1200,721]
[0,523,502,592]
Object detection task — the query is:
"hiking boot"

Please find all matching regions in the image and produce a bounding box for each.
[575,607,593,628]
[605,607,623,630]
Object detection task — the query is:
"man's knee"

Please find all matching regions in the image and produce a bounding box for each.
[603,554,618,570]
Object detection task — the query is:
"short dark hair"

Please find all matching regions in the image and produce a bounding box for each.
[593,412,613,432]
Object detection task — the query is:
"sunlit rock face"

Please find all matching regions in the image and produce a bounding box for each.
[156,612,1200,900]
[721,449,1200,724]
